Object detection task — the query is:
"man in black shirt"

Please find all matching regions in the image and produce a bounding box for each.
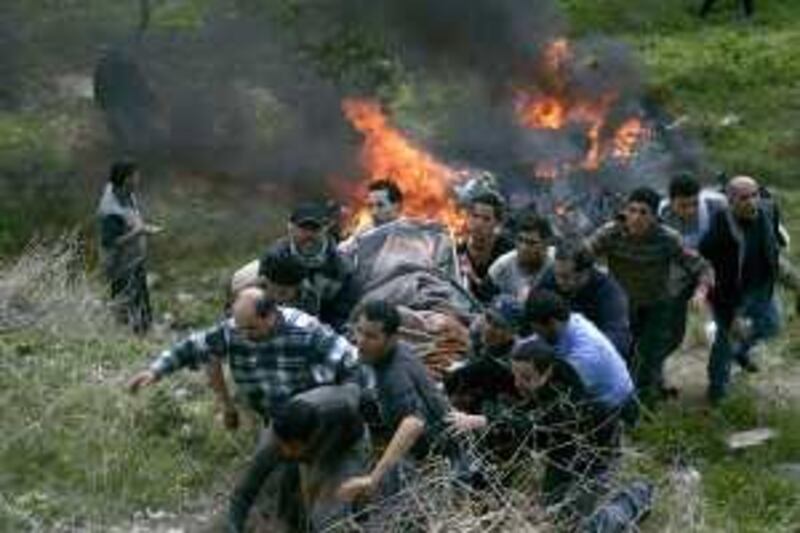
[337,301,480,503]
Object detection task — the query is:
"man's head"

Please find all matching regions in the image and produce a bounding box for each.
[727,175,760,222]
[259,251,307,305]
[367,179,403,226]
[355,300,401,364]
[482,294,523,349]
[624,187,660,237]
[109,160,139,193]
[272,399,319,460]
[515,212,552,270]
[510,338,558,398]
[231,287,278,340]
[668,174,701,223]
[467,192,505,243]
[288,202,330,259]
[553,241,595,296]
[524,289,570,343]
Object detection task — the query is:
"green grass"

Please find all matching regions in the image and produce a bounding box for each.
[0,328,254,530]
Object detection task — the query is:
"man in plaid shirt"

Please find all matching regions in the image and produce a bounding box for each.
[128,286,365,533]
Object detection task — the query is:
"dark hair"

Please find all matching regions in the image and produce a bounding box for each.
[253,294,277,318]
[668,174,701,199]
[359,300,401,335]
[109,160,138,188]
[470,191,505,220]
[516,211,553,240]
[627,187,661,215]
[369,179,403,205]
[259,251,306,286]
[510,338,558,372]
[554,241,595,271]
[525,289,570,324]
[272,399,319,443]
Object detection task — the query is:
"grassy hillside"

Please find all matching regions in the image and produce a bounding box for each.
[1,0,799,531]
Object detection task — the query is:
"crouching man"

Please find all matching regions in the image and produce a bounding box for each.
[449,290,635,523]
[272,385,369,532]
[337,301,482,507]
[127,287,364,533]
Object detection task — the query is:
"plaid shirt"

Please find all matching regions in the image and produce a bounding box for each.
[149,307,362,419]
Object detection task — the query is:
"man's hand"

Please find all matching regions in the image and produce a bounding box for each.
[690,285,709,312]
[336,475,376,502]
[143,223,164,235]
[445,411,487,436]
[127,370,159,394]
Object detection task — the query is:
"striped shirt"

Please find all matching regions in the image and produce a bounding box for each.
[587,221,708,308]
[149,307,362,419]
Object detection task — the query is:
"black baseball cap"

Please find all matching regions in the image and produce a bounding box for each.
[289,202,330,229]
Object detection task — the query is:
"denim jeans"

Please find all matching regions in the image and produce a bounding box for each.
[708,287,781,401]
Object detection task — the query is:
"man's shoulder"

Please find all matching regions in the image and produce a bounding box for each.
[490,249,517,272]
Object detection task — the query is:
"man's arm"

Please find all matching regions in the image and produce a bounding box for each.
[595,278,632,356]
[337,415,426,501]
[585,221,617,258]
[128,323,227,393]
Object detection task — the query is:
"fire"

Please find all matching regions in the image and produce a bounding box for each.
[516,38,651,179]
[342,98,465,233]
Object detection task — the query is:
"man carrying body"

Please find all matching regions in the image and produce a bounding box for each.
[457,192,514,303]
[337,301,481,505]
[127,287,364,533]
[449,290,634,523]
[537,241,631,356]
[488,211,554,302]
[699,176,784,404]
[264,202,357,331]
[587,187,713,405]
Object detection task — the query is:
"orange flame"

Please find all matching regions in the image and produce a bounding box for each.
[342,98,465,233]
[516,38,651,179]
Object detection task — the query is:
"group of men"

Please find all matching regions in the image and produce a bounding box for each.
[112,167,795,532]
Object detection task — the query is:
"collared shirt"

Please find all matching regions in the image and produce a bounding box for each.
[456,235,514,303]
[659,189,727,249]
[149,307,362,419]
[488,250,553,302]
[553,313,634,410]
[366,341,450,458]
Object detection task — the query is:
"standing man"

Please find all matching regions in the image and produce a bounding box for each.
[127,287,365,533]
[488,211,553,302]
[97,160,161,334]
[537,241,631,356]
[699,176,783,404]
[587,187,713,405]
[457,192,514,303]
[337,301,481,504]
[264,202,357,331]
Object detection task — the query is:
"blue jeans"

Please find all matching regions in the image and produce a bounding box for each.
[708,287,781,401]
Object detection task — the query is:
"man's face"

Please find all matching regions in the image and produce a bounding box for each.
[355,316,392,364]
[729,184,759,221]
[481,314,515,349]
[264,279,300,306]
[289,222,326,256]
[671,194,698,223]
[368,189,400,226]
[623,201,656,238]
[467,203,499,242]
[516,230,547,268]
[511,360,550,397]
[232,297,274,340]
[553,259,590,296]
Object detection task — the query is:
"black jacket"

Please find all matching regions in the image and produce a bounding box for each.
[699,203,782,319]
